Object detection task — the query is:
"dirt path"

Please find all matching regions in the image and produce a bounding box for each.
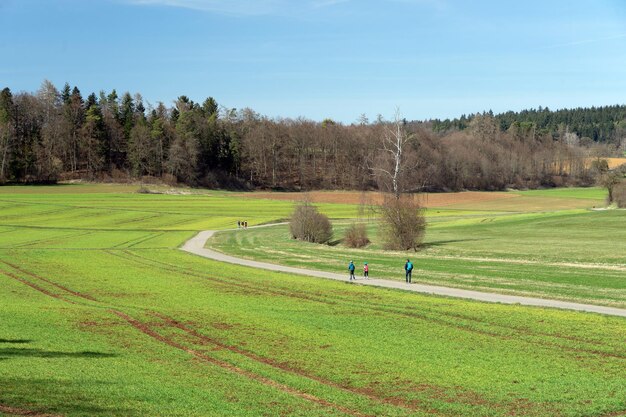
[181,227,626,318]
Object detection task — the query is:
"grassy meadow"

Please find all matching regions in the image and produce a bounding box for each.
[211,188,626,307]
[0,184,625,417]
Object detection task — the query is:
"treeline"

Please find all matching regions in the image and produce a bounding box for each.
[0,80,617,191]
[431,105,626,143]
[0,81,240,187]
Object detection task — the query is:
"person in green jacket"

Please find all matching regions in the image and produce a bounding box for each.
[404,259,413,283]
[348,260,356,281]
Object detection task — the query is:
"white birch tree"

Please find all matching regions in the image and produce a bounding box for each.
[372,108,412,199]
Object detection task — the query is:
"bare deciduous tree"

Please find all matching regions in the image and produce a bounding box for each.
[289,201,333,244]
[379,194,426,251]
[613,182,626,208]
[372,108,414,199]
[344,223,370,248]
[370,109,428,251]
[599,167,625,204]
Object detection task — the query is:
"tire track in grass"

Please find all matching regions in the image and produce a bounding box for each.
[0,260,97,302]
[1,260,375,417]
[108,250,336,305]
[111,214,163,226]
[6,259,621,414]
[0,257,475,414]
[17,251,626,359]
[110,310,370,417]
[0,404,61,417]
[150,312,445,416]
[600,410,626,417]
[126,232,167,248]
[0,198,199,216]
[121,251,626,359]
[12,231,95,249]
[0,269,74,304]
[111,232,161,249]
[0,208,70,221]
[8,251,442,414]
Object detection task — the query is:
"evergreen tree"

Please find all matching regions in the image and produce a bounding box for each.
[61,83,71,104]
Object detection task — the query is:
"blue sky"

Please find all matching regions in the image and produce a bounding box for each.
[1,0,625,122]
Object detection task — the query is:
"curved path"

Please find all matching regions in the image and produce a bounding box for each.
[181,228,626,318]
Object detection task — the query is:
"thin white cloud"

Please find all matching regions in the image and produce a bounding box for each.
[126,0,349,15]
[129,0,283,15]
[543,33,626,49]
[387,0,449,11]
[311,0,350,8]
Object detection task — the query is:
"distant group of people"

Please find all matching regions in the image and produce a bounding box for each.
[347,259,413,283]
[237,220,248,229]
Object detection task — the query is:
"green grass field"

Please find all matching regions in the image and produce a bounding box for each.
[1,185,625,417]
[210,188,626,307]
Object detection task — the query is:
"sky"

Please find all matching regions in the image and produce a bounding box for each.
[1,0,626,122]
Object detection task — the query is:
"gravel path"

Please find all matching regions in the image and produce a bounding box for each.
[181,228,626,318]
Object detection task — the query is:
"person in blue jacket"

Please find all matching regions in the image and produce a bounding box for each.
[404,259,414,283]
[348,260,356,281]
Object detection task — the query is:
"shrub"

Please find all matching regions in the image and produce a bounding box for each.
[111,168,131,183]
[614,182,626,208]
[141,175,161,184]
[379,194,426,251]
[289,203,333,244]
[161,173,178,186]
[344,223,370,248]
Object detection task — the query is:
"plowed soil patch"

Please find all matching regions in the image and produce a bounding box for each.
[606,158,626,169]
[586,158,626,170]
[238,191,517,208]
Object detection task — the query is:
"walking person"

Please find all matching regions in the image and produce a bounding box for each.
[244,221,248,229]
[404,259,413,283]
[363,262,369,279]
[348,260,356,281]
[237,220,241,229]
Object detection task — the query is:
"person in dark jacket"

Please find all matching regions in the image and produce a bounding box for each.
[404,259,413,283]
[348,260,356,281]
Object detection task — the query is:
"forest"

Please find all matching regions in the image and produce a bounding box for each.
[1,81,624,191]
[431,105,626,143]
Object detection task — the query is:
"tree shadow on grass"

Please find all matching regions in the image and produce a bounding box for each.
[1,378,138,417]
[0,348,117,359]
[328,238,343,247]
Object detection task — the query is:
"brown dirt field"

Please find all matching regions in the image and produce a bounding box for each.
[452,195,602,211]
[237,191,519,208]
[597,158,626,170]
[557,158,626,174]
